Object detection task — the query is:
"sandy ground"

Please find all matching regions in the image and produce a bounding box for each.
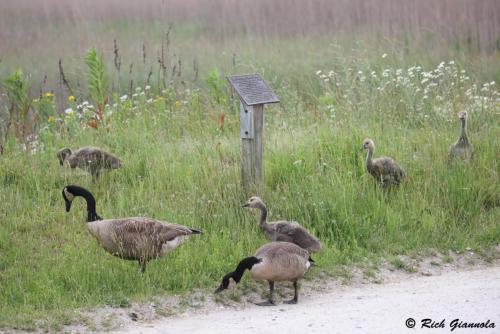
[116,266,500,334]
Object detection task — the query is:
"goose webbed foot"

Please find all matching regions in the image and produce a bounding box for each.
[139,260,148,273]
[254,300,275,306]
[284,281,299,304]
[255,281,275,306]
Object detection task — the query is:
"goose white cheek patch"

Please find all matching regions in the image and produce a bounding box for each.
[64,188,75,202]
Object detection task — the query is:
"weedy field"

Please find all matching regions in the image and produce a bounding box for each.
[0,0,499,331]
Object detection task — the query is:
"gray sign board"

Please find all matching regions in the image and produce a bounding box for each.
[227,74,280,106]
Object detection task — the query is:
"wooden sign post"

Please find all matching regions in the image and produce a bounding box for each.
[227,74,280,195]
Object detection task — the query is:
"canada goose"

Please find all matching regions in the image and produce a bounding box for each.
[242,197,321,253]
[57,146,122,182]
[215,241,312,305]
[361,138,406,189]
[448,111,473,164]
[62,185,202,272]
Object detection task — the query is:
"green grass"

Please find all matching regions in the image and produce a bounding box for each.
[0,21,499,331]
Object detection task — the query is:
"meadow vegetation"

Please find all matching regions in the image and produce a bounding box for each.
[0,0,499,330]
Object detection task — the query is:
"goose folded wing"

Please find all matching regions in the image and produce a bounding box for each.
[274,221,301,236]
[274,221,320,250]
[112,218,196,244]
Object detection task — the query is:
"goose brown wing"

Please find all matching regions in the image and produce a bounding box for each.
[373,157,405,183]
[273,221,321,252]
[255,241,309,260]
[110,218,198,247]
[70,147,105,168]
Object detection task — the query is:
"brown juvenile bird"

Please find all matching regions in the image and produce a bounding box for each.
[242,196,321,253]
[448,111,473,164]
[57,146,122,182]
[361,138,406,189]
[215,241,313,305]
[62,185,202,273]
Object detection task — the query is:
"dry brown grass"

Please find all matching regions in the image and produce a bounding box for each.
[1,0,498,49]
[0,0,498,101]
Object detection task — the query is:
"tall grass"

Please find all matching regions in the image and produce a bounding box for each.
[0,0,499,97]
[0,46,499,329]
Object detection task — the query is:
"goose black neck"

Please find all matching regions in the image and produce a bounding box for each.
[216,256,261,292]
[66,185,100,222]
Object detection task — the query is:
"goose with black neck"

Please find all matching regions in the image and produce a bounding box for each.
[62,185,202,273]
[215,241,313,305]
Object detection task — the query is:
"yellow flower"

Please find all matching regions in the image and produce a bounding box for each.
[48,116,55,123]
[44,92,54,98]
[174,100,182,108]
[68,95,75,102]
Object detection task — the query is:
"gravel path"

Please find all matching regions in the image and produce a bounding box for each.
[117,266,500,334]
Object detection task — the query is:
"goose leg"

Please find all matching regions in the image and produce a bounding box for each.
[91,171,100,183]
[139,260,148,273]
[255,281,275,306]
[284,281,299,304]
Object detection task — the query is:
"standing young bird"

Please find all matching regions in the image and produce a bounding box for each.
[361,138,406,189]
[57,146,122,182]
[448,111,473,164]
[62,185,202,272]
[242,197,321,253]
[215,242,313,305]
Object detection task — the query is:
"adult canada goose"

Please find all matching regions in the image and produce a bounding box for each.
[242,197,321,253]
[361,138,406,189]
[448,111,473,164]
[57,146,122,182]
[215,241,312,305]
[62,185,202,272]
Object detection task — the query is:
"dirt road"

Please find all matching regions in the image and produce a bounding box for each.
[117,267,500,334]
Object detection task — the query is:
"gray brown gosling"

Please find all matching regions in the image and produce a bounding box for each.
[361,138,406,189]
[57,146,122,182]
[448,111,473,164]
[243,196,321,253]
[62,185,202,273]
[215,241,313,305]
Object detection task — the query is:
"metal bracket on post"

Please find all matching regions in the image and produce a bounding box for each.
[240,102,254,139]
